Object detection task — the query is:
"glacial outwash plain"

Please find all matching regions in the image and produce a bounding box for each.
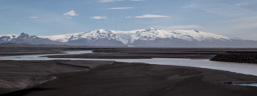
[1,44,257,96]
[2,0,257,96]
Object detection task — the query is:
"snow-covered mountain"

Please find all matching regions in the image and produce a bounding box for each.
[0,33,61,45]
[42,28,230,44]
[1,28,257,47]
[0,34,18,43]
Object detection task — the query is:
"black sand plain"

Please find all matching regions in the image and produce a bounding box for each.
[1,44,257,96]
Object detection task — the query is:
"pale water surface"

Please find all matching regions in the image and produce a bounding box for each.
[1,50,257,76]
[1,50,257,86]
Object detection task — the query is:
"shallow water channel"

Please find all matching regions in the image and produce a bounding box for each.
[1,50,257,87]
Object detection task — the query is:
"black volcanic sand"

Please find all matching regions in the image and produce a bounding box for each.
[0,47,63,56]
[0,60,114,94]
[211,51,257,64]
[0,43,86,56]
[47,48,257,59]
[2,62,257,96]
[2,43,257,58]
[2,46,257,96]
[47,52,216,59]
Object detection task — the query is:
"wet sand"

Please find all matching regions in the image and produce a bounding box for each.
[1,45,257,96]
[46,48,257,59]
[2,62,257,96]
[0,60,114,94]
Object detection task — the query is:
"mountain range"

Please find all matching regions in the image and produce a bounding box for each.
[1,28,257,47]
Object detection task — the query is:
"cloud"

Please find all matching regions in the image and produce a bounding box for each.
[182,2,199,8]
[29,16,39,19]
[135,14,169,18]
[156,25,203,30]
[91,16,107,19]
[108,7,134,10]
[235,2,249,6]
[63,10,78,18]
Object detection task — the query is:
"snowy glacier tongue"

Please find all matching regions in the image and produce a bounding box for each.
[0,34,18,42]
[39,32,85,42]
[39,28,231,45]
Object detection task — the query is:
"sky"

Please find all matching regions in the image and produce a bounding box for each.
[0,0,257,40]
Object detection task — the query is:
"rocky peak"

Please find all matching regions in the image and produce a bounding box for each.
[95,29,111,33]
[16,33,41,40]
[194,30,200,33]
[18,33,30,39]
[146,27,158,31]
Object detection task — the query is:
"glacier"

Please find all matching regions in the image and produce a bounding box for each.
[40,28,231,45]
[1,28,257,47]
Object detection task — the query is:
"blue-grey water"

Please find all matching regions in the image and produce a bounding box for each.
[1,50,257,76]
[233,84,257,87]
[1,50,257,87]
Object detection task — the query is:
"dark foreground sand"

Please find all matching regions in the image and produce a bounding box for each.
[1,61,257,96]
[1,46,257,96]
[0,60,114,94]
[211,51,257,64]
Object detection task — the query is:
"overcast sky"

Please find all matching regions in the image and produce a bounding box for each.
[0,0,257,40]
